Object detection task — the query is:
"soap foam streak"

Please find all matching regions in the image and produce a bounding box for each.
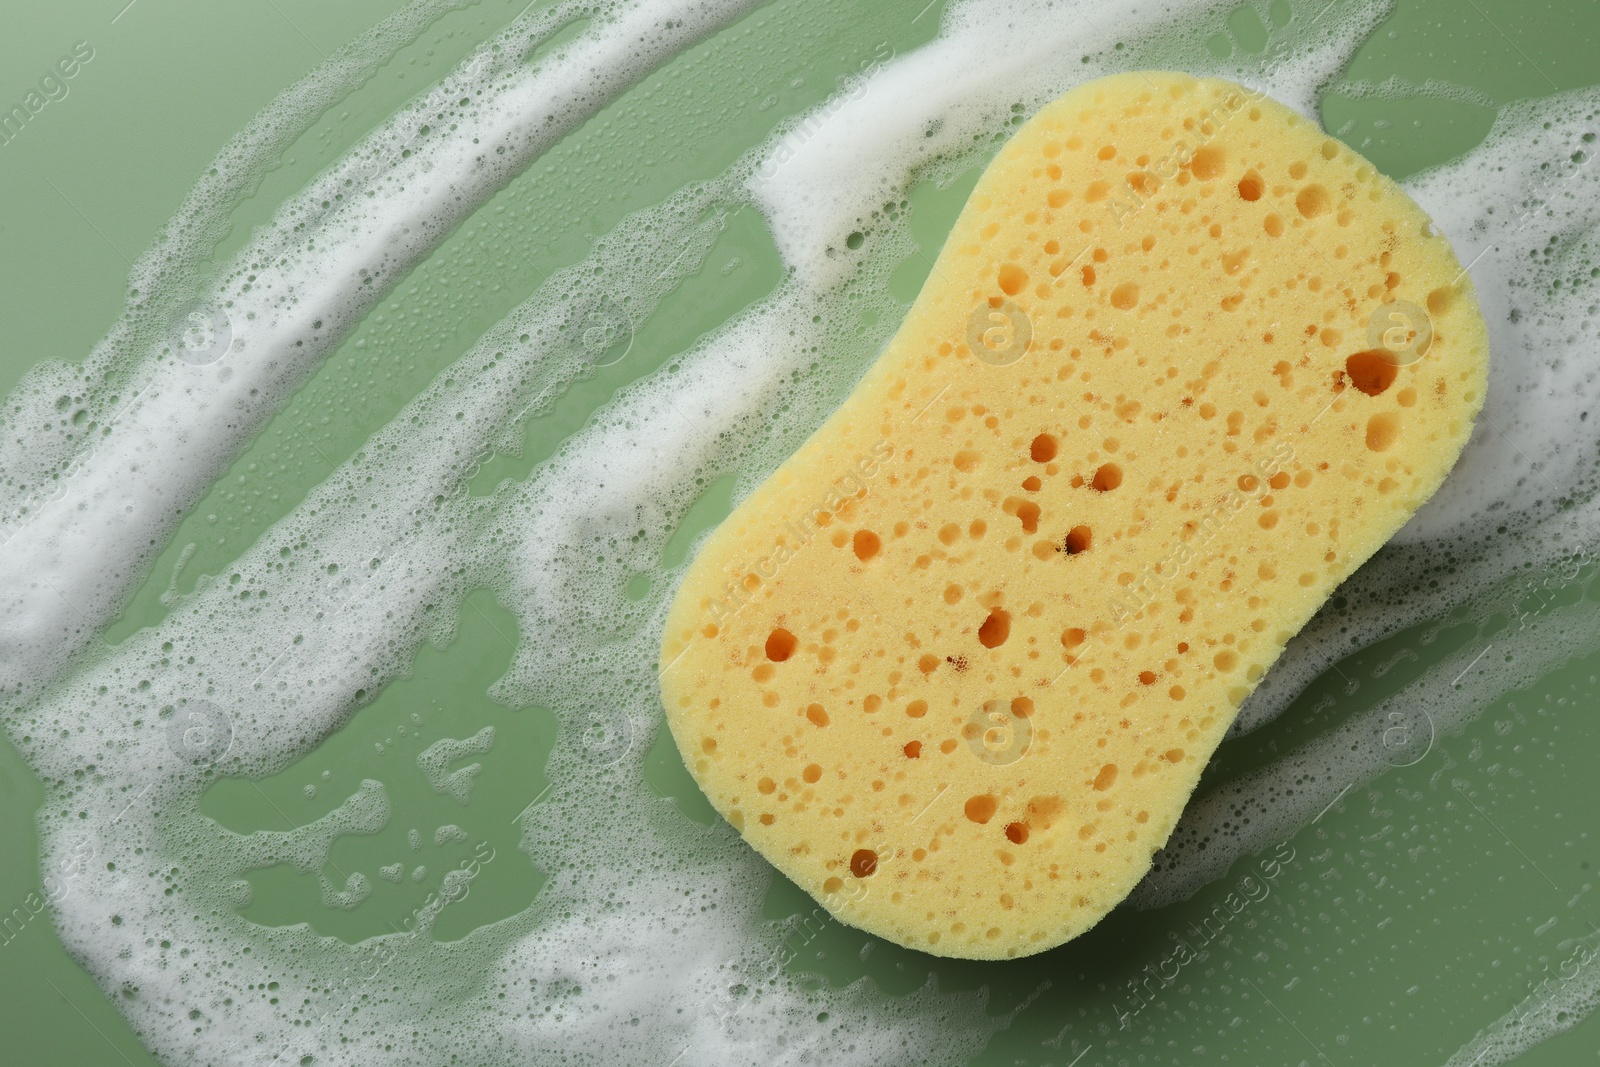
[0,0,763,708]
[16,138,988,1060]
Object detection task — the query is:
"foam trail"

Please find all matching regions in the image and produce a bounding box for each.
[1442,928,1600,1066]
[1396,93,1600,542]
[0,0,763,706]
[1130,579,1597,908]
[752,0,1391,290]
[17,184,741,773]
[1230,515,1592,738]
[16,141,990,1059]
[0,0,476,512]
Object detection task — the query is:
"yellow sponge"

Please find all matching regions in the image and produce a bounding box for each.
[659,72,1487,959]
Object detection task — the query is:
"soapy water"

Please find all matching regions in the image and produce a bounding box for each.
[1,0,1598,1063]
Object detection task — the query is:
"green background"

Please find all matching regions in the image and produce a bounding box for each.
[2,0,1599,1063]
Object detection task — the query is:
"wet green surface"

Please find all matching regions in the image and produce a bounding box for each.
[2,0,1599,1063]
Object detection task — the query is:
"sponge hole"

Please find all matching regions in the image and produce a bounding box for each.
[1345,350,1399,396]
[1091,463,1122,491]
[998,263,1028,296]
[978,608,1012,648]
[965,794,999,823]
[1189,144,1225,180]
[1237,170,1263,201]
[1366,412,1401,452]
[1296,184,1331,218]
[850,849,878,877]
[766,628,797,662]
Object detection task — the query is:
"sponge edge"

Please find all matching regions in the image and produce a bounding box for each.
[659,72,1488,959]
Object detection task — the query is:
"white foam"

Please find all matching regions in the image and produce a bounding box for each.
[0,0,763,704]
[7,143,986,1066]
[1399,93,1600,540]
[1443,926,1600,1066]
[751,0,1391,290]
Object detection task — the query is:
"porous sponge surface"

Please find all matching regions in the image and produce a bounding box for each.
[659,71,1488,959]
